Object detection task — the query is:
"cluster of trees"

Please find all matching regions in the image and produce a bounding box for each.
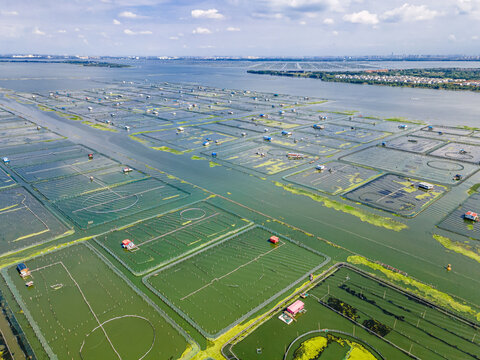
[363,318,392,337]
[327,297,359,321]
[65,60,130,68]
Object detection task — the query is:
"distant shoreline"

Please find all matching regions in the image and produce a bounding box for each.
[247,68,480,92]
[0,59,130,68]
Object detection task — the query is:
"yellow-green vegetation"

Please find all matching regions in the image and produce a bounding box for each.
[0,229,76,269]
[37,104,54,112]
[306,100,328,105]
[191,155,207,161]
[394,179,445,201]
[323,110,358,115]
[254,159,287,174]
[151,146,184,155]
[131,129,164,136]
[5,93,33,104]
[13,229,49,242]
[384,117,425,125]
[209,161,221,167]
[273,182,407,231]
[272,139,296,147]
[345,340,377,360]
[341,173,381,195]
[0,204,19,212]
[293,335,377,360]
[457,125,480,131]
[347,255,480,321]
[263,119,297,129]
[293,336,328,360]
[128,134,148,144]
[433,234,480,264]
[81,121,118,132]
[468,183,480,195]
[191,277,316,360]
[37,104,82,121]
[179,344,194,360]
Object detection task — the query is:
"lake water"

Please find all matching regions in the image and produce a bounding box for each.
[0,60,480,126]
[1,59,480,308]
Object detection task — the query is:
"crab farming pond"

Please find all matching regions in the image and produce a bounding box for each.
[0,63,478,360]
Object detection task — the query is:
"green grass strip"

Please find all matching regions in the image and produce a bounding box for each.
[273,182,407,232]
[348,255,480,321]
[433,234,480,264]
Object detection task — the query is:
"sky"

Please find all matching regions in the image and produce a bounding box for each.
[0,0,479,56]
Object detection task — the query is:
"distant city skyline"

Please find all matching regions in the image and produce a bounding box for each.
[0,0,479,56]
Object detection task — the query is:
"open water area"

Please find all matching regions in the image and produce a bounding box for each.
[0,59,478,359]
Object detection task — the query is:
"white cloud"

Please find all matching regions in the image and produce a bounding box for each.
[169,36,179,40]
[1,10,18,16]
[457,0,478,13]
[32,27,46,36]
[199,45,215,48]
[191,9,224,19]
[252,12,284,19]
[343,10,379,25]
[448,34,457,41]
[124,29,152,35]
[119,11,142,19]
[113,19,121,25]
[259,0,347,13]
[382,3,440,22]
[57,29,67,33]
[305,12,318,18]
[299,20,307,25]
[472,35,479,40]
[226,26,241,31]
[323,17,334,24]
[332,30,339,35]
[192,27,212,34]
[457,0,480,19]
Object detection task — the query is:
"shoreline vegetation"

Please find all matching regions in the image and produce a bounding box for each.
[248,68,480,92]
[347,255,480,321]
[273,181,408,232]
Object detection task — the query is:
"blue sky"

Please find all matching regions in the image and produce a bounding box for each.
[0,0,479,56]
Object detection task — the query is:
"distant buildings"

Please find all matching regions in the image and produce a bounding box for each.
[334,73,480,87]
